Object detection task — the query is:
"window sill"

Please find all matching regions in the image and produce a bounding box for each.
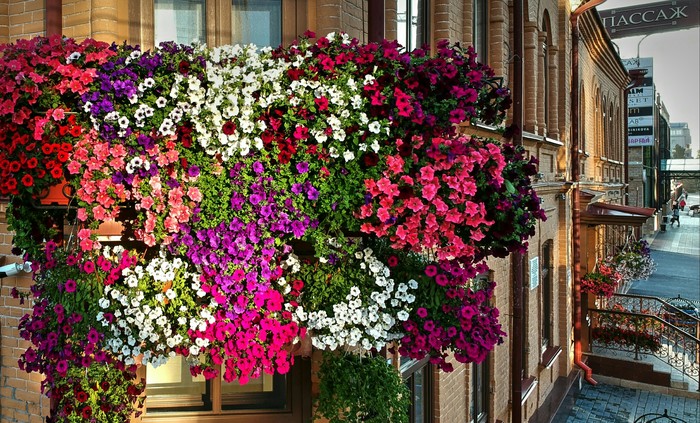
[540,346,562,370]
[521,376,538,404]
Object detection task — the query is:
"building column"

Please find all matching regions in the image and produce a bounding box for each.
[92,0,120,42]
[548,45,560,140]
[523,21,538,133]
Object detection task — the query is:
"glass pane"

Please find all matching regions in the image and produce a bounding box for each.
[154,0,206,45]
[221,372,274,394]
[396,0,428,51]
[232,0,282,47]
[473,0,488,60]
[221,371,287,409]
[414,366,425,422]
[145,355,208,410]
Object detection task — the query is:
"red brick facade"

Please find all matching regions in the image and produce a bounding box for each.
[0,2,632,422]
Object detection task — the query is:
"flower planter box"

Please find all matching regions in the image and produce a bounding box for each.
[35,179,74,207]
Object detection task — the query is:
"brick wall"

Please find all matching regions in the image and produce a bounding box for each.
[434,358,468,422]
[0,204,50,423]
[0,0,44,42]
[62,0,91,40]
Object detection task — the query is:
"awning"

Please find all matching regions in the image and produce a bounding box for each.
[581,202,656,226]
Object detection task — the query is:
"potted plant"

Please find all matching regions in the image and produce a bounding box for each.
[315,352,410,423]
[2,32,546,421]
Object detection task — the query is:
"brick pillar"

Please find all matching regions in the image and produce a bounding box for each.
[316,0,342,38]
[537,31,546,136]
[92,0,119,42]
[548,45,560,140]
[523,21,538,133]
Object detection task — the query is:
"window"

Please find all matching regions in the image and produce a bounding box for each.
[541,240,553,349]
[472,0,488,60]
[154,0,206,45]
[232,0,282,47]
[136,0,300,50]
[401,357,433,423]
[470,360,488,423]
[541,13,551,135]
[397,0,430,51]
[138,357,310,422]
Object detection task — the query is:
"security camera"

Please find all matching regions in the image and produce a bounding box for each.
[0,262,32,278]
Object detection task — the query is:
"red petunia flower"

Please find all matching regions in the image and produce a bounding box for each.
[21,174,33,187]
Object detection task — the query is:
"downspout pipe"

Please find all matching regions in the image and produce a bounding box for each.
[511,0,525,421]
[46,0,62,36]
[367,1,385,43]
[571,0,606,387]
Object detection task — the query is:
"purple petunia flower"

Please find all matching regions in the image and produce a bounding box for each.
[249,193,264,205]
[188,165,200,177]
[307,186,319,201]
[253,161,264,174]
[296,162,309,174]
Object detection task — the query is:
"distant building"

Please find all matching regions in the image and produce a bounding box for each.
[670,122,692,158]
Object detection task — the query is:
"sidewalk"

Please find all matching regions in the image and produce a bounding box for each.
[554,380,700,422]
[643,201,700,257]
[554,201,700,422]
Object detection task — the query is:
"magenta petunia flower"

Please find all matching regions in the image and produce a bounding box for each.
[424,265,438,277]
[64,279,77,293]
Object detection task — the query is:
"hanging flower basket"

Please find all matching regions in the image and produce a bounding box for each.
[2,32,545,421]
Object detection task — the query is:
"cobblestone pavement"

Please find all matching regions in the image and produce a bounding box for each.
[554,381,700,422]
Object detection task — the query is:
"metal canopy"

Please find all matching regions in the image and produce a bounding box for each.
[660,158,700,179]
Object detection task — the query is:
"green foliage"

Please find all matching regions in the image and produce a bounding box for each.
[6,200,64,260]
[315,352,410,423]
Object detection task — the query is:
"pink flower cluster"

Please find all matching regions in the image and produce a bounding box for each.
[68,132,200,248]
[359,134,506,261]
[581,260,623,298]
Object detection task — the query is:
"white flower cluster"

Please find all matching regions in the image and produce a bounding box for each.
[83,47,198,139]
[294,248,417,352]
[183,37,390,163]
[97,249,216,367]
[188,44,289,161]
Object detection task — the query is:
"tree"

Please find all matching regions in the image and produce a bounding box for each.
[672,144,686,159]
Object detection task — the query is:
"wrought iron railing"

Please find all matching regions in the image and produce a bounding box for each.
[588,307,699,390]
[599,293,700,336]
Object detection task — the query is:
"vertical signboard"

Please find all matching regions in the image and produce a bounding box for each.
[623,57,654,147]
[529,257,539,290]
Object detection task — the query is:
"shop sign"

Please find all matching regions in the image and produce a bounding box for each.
[600,0,699,39]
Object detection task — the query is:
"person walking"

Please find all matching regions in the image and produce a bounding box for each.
[670,201,681,227]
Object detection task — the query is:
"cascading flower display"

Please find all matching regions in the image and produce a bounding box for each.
[581,259,623,298]
[293,244,418,351]
[2,31,545,422]
[612,239,656,283]
[0,36,114,197]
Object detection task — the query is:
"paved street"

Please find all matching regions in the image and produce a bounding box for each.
[554,196,700,422]
[629,195,700,302]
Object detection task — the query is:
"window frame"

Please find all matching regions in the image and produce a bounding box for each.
[469,359,489,423]
[135,358,311,422]
[128,0,306,50]
[396,0,431,51]
[401,356,434,423]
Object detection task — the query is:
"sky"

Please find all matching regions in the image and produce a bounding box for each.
[597,0,700,156]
